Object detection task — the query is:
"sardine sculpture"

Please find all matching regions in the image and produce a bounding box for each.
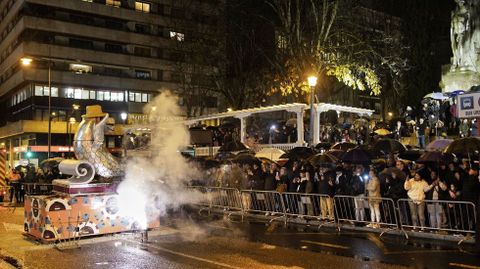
[73,106,123,178]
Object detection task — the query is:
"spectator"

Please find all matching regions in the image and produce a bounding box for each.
[404,172,429,230]
[416,118,427,148]
[424,171,448,229]
[317,170,335,220]
[351,166,367,222]
[366,169,381,228]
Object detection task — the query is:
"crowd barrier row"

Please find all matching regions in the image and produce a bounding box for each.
[188,186,477,243]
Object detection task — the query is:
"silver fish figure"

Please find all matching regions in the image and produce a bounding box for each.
[73,114,124,178]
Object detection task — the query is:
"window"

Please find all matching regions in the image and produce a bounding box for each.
[69,38,93,49]
[134,46,151,57]
[69,63,92,74]
[135,23,150,34]
[105,43,123,53]
[106,0,121,7]
[104,91,111,101]
[34,85,58,97]
[74,88,82,99]
[111,92,124,102]
[89,90,96,99]
[105,20,124,30]
[129,92,135,102]
[135,70,151,79]
[81,89,89,99]
[97,91,104,101]
[65,88,75,98]
[142,93,148,102]
[135,93,141,102]
[135,1,150,13]
[169,31,184,42]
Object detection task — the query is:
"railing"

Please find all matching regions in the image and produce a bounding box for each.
[256,143,299,152]
[187,186,477,243]
[22,183,54,195]
[397,199,476,236]
[194,143,299,157]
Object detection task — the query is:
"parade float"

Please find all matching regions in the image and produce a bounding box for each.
[24,105,160,242]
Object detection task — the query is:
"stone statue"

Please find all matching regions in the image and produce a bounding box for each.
[451,0,476,71]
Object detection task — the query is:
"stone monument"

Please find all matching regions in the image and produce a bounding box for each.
[441,0,480,93]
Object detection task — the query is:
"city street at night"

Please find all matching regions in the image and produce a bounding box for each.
[1,207,478,269]
[2,0,480,268]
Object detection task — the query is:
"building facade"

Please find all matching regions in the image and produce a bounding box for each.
[0,0,224,167]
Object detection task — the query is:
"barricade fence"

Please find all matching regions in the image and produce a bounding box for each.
[22,183,54,195]
[334,195,399,229]
[397,198,476,234]
[187,186,477,241]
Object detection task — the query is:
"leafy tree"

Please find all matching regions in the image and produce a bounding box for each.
[264,0,407,105]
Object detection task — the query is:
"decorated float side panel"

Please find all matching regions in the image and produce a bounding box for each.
[24,194,160,242]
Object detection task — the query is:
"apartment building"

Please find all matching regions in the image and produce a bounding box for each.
[0,0,224,166]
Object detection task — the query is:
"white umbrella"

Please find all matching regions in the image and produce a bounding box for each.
[255,148,286,161]
[423,92,449,100]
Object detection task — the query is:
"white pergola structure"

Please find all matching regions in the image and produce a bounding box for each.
[312,103,375,144]
[185,103,308,145]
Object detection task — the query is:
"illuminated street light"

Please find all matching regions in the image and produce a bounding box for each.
[227,108,233,112]
[120,112,128,124]
[20,57,33,66]
[388,112,393,117]
[308,75,318,145]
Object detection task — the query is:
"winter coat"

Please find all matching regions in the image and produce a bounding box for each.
[367,176,381,204]
[384,177,406,201]
[404,178,429,203]
[351,175,365,196]
[264,171,277,190]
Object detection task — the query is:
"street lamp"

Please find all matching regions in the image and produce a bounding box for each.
[307,75,318,145]
[120,112,128,124]
[21,56,52,159]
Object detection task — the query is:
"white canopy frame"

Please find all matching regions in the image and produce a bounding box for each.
[312,103,375,144]
[185,103,308,145]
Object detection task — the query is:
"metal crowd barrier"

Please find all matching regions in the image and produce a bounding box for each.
[334,195,400,236]
[282,192,335,227]
[240,190,286,224]
[397,198,476,241]
[186,186,478,243]
[22,183,54,195]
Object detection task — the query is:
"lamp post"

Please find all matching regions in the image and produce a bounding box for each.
[307,75,318,146]
[21,57,52,159]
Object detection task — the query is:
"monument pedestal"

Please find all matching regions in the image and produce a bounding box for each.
[440,68,480,93]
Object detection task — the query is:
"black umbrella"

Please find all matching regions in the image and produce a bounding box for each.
[283,147,315,160]
[230,153,261,165]
[444,137,480,158]
[331,142,356,151]
[308,153,338,167]
[380,167,407,181]
[341,147,373,165]
[398,149,424,161]
[314,142,332,152]
[372,138,407,155]
[417,151,455,164]
[218,141,249,152]
[326,149,346,160]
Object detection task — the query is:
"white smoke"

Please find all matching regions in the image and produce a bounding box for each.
[116,90,202,228]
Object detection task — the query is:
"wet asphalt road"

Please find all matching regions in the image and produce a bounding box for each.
[18,213,480,269]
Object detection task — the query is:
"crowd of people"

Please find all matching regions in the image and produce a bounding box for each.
[199,155,480,231]
[3,164,56,203]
